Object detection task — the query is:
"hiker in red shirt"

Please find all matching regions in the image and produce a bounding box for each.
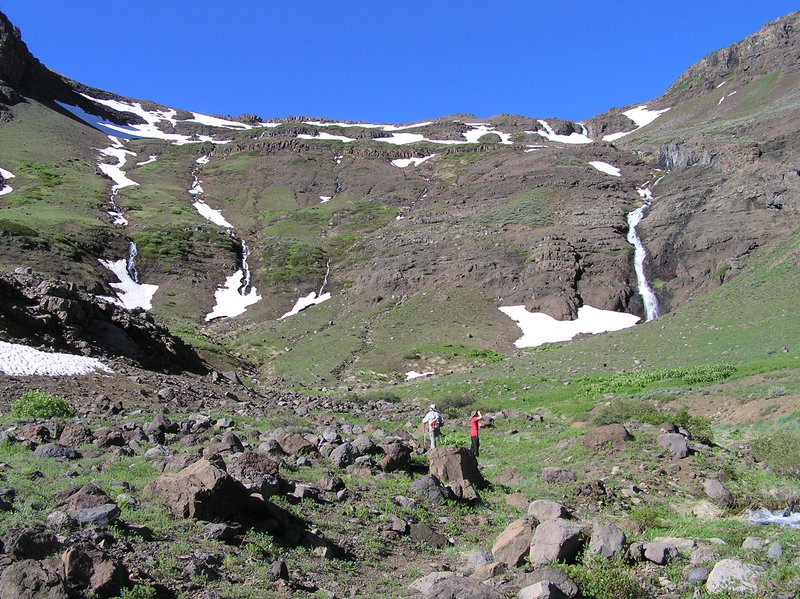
[469,410,483,457]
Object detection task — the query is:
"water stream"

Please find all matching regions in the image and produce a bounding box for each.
[626,187,660,321]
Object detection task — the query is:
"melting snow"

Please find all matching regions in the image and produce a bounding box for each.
[97,137,138,189]
[391,155,436,168]
[603,105,671,141]
[59,96,237,145]
[136,155,157,166]
[498,305,640,348]
[298,132,356,143]
[304,120,433,131]
[205,270,262,321]
[97,259,159,310]
[589,161,621,177]
[406,370,434,381]
[0,167,15,195]
[279,291,332,320]
[193,201,234,228]
[319,196,332,203]
[534,120,592,144]
[0,341,112,376]
[461,124,513,145]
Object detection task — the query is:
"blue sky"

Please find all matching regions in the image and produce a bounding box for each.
[2,1,797,124]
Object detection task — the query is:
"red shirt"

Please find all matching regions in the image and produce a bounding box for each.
[470,416,480,437]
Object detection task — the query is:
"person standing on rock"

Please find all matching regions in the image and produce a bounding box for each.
[469,410,483,457]
[422,404,444,449]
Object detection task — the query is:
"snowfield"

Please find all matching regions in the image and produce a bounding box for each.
[499,305,640,348]
[0,341,112,376]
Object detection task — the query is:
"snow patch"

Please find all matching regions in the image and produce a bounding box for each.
[498,305,640,348]
[319,196,332,203]
[298,132,356,143]
[534,120,592,144]
[279,291,331,320]
[589,161,621,177]
[602,105,671,141]
[406,370,434,381]
[193,201,234,228]
[97,259,159,311]
[205,271,262,321]
[0,341,112,376]
[391,155,436,168]
[97,137,138,189]
[136,155,157,166]
[0,167,15,196]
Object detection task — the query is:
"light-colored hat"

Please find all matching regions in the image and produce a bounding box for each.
[429,404,436,410]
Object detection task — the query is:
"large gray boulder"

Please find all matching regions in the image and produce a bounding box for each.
[529,519,585,567]
[145,458,249,521]
[491,518,537,567]
[587,521,626,559]
[703,479,735,508]
[528,500,571,521]
[410,572,502,598]
[0,559,68,599]
[3,524,60,559]
[428,445,485,489]
[409,474,452,505]
[706,558,761,593]
[657,432,690,458]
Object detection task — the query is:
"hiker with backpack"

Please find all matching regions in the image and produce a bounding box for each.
[422,404,444,449]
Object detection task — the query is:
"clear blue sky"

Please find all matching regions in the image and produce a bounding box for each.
[2,1,797,124]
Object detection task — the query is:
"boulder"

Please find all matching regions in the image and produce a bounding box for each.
[587,521,626,559]
[518,581,569,599]
[226,450,280,493]
[529,519,585,567]
[582,424,632,451]
[491,517,537,567]
[34,443,80,460]
[409,474,452,505]
[409,523,449,549]
[377,441,411,472]
[410,572,502,598]
[3,524,60,559]
[329,442,360,468]
[514,567,579,599]
[61,484,113,513]
[62,544,129,598]
[643,542,678,565]
[58,424,94,446]
[145,458,249,521]
[703,479,735,508]
[428,445,485,488]
[75,503,120,528]
[0,558,68,599]
[203,431,245,457]
[540,468,576,483]
[528,500,571,521]
[706,558,761,594]
[276,432,316,455]
[657,432,690,458]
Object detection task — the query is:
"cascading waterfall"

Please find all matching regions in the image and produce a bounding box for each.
[627,187,660,321]
[318,258,331,296]
[126,241,140,283]
[238,238,253,295]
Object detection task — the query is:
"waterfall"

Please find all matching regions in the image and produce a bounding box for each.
[627,188,660,321]
[126,241,140,283]
[318,258,331,296]
[238,238,252,295]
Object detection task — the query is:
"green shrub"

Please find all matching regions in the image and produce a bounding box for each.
[671,407,714,446]
[629,504,671,530]
[591,398,664,426]
[564,555,644,599]
[0,219,39,237]
[750,430,800,478]
[11,390,75,419]
[437,393,475,419]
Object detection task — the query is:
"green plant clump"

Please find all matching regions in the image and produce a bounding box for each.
[11,390,75,419]
[581,363,736,397]
[750,430,800,478]
[563,555,644,599]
